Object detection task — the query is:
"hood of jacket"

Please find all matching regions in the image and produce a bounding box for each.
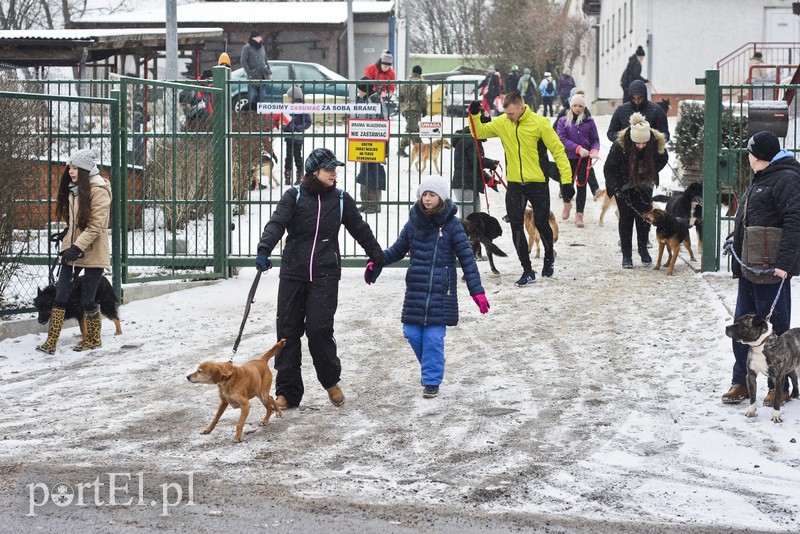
[616,124,666,154]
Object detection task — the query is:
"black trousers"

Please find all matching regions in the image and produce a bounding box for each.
[55,264,103,311]
[275,277,340,405]
[505,181,552,273]
[570,158,600,213]
[284,140,303,173]
[616,189,652,259]
[542,96,555,117]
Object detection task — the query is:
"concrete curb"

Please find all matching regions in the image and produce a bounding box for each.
[0,279,220,342]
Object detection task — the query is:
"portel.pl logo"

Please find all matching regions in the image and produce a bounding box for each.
[28,472,195,517]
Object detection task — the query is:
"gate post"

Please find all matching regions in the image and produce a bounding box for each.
[700,69,721,272]
[110,89,123,300]
[212,66,229,277]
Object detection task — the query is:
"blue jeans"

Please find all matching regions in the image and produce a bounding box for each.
[55,264,103,311]
[732,277,791,389]
[403,324,446,386]
[248,83,263,109]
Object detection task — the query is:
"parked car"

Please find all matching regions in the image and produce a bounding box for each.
[443,74,485,117]
[229,60,348,111]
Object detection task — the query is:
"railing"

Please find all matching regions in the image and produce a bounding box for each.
[716,42,800,85]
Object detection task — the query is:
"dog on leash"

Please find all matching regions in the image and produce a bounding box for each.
[593,189,618,227]
[461,212,507,274]
[411,138,452,174]
[725,314,800,423]
[187,339,286,442]
[643,208,697,275]
[524,205,559,258]
[652,181,703,253]
[34,276,122,340]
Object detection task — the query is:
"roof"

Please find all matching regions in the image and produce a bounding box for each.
[75,1,395,25]
[0,28,223,67]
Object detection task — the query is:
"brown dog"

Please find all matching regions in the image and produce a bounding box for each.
[187,338,286,442]
[594,189,618,227]
[643,208,697,275]
[411,138,452,174]
[524,205,559,258]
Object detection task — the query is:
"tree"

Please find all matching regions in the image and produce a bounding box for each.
[0,0,129,30]
[409,0,487,55]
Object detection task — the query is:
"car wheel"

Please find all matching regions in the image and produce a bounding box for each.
[232,95,250,112]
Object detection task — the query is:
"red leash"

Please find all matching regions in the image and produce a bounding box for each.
[468,112,491,210]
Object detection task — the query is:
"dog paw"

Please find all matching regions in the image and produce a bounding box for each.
[771,410,783,423]
[234,436,243,443]
[200,429,212,435]
[744,405,757,417]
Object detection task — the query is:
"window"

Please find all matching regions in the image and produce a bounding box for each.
[612,14,615,47]
[294,64,326,82]
[271,65,290,80]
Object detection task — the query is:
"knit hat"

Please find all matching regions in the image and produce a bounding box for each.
[752,52,763,60]
[249,30,261,40]
[412,65,422,75]
[286,84,304,101]
[523,68,531,75]
[570,93,585,107]
[628,113,652,143]
[305,148,345,174]
[747,131,781,162]
[356,76,373,95]
[544,71,552,78]
[563,66,571,75]
[487,66,496,75]
[511,65,519,72]
[636,45,646,57]
[380,50,393,65]
[416,175,450,201]
[68,148,97,172]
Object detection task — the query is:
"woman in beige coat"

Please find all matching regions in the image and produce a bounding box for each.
[37,148,112,354]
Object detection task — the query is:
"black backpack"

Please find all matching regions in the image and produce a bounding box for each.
[546,80,554,93]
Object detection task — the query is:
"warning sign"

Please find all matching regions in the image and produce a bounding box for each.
[419,121,443,139]
[347,140,386,163]
[347,119,391,141]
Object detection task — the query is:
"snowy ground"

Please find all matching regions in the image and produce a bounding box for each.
[1,114,799,533]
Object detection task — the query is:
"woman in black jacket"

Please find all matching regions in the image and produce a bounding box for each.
[255,148,384,408]
[451,112,498,217]
[603,113,668,269]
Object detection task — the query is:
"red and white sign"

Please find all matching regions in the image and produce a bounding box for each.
[347,119,391,142]
[419,121,443,139]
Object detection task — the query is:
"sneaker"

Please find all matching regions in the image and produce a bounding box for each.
[275,395,289,409]
[515,270,536,286]
[622,256,633,269]
[542,258,554,278]
[327,385,345,406]
[762,389,789,407]
[561,202,572,220]
[422,385,439,398]
[721,383,749,405]
[575,213,585,228]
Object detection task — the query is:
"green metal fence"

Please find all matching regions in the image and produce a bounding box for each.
[1,75,489,314]
[698,69,800,273]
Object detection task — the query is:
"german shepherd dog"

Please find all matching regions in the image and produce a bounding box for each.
[725,314,800,423]
[652,181,703,253]
[411,138,452,174]
[643,208,697,275]
[461,212,507,274]
[593,188,618,227]
[524,206,559,258]
[34,276,122,340]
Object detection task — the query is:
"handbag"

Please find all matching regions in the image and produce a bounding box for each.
[740,192,782,284]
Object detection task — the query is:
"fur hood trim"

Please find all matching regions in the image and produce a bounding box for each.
[616,126,666,153]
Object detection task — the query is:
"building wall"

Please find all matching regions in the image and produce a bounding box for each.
[597,0,797,101]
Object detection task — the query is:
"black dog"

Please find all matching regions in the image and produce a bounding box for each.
[725,313,800,423]
[461,212,507,274]
[652,181,703,253]
[643,208,697,275]
[656,98,671,115]
[34,276,122,339]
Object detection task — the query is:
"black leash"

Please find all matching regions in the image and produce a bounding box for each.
[230,269,263,362]
[618,189,651,222]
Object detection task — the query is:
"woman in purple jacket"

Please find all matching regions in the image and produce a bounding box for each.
[556,93,600,227]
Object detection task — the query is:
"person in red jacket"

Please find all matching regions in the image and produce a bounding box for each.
[363,49,396,97]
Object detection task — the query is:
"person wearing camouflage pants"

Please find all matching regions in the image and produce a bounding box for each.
[398,65,428,157]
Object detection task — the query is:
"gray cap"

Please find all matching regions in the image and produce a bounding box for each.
[68,148,96,172]
[286,84,304,101]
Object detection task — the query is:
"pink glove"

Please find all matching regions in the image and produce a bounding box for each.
[472,293,490,314]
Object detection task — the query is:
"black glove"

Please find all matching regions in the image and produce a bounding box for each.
[486,159,498,171]
[560,182,575,203]
[49,228,68,243]
[364,261,383,285]
[255,254,272,272]
[60,245,83,263]
[468,100,481,115]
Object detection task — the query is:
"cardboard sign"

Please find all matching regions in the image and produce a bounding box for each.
[419,121,443,139]
[347,141,386,163]
[347,119,391,141]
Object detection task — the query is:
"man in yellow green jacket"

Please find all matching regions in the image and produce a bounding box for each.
[468,92,573,285]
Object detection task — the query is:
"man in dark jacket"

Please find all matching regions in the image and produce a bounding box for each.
[620,45,647,102]
[256,148,384,409]
[240,29,272,109]
[451,111,498,217]
[607,80,669,142]
[722,131,800,405]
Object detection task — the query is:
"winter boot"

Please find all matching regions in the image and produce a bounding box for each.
[284,168,292,185]
[73,306,102,351]
[622,255,633,269]
[35,307,65,355]
[327,385,345,406]
[638,245,652,265]
[561,202,572,220]
[721,383,749,404]
[575,213,585,228]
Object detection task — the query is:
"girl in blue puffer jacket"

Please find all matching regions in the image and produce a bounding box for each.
[364,176,490,398]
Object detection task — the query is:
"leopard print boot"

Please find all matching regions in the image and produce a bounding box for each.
[36,307,65,354]
[73,307,102,351]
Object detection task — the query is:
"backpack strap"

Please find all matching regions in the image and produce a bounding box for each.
[294,185,344,221]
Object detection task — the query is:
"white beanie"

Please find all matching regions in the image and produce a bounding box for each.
[570,93,585,107]
[628,112,652,143]
[416,175,450,201]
